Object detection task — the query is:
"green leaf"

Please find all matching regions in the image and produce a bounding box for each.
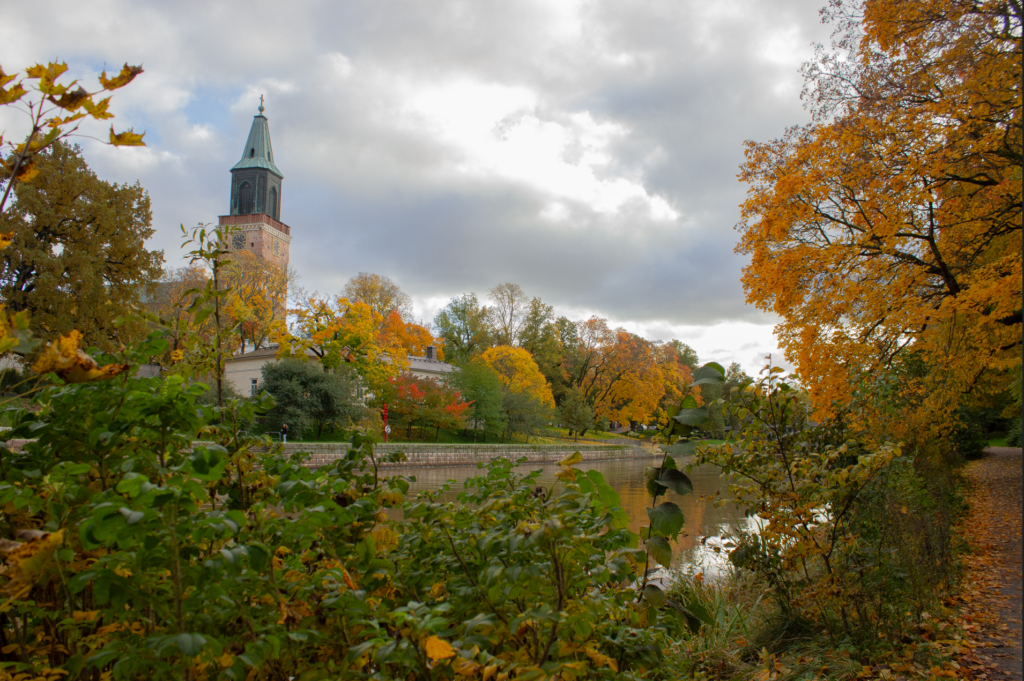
[691,362,725,386]
[247,544,269,571]
[657,469,693,496]
[644,536,673,567]
[175,633,207,656]
[609,508,631,530]
[646,502,685,539]
[115,473,148,498]
[642,583,665,608]
[663,455,678,471]
[674,406,709,427]
[118,507,145,525]
[586,470,621,509]
[679,394,700,410]
[680,596,715,628]
[664,440,698,459]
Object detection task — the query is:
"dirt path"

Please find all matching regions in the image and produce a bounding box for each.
[956,447,1023,679]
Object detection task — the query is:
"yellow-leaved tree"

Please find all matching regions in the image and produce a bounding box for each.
[278,293,409,394]
[477,345,555,408]
[223,250,295,353]
[737,0,1021,443]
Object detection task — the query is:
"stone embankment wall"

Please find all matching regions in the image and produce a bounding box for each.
[1,436,660,469]
[278,442,658,468]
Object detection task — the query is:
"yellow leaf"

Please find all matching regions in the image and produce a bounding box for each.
[2,529,64,601]
[555,466,577,481]
[47,85,90,110]
[32,330,130,383]
[452,657,480,676]
[99,64,143,90]
[108,126,145,146]
[423,635,456,662]
[584,645,618,672]
[558,451,583,467]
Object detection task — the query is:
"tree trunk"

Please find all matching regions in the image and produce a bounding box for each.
[435,425,440,442]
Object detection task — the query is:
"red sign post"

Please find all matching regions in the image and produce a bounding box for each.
[382,403,389,443]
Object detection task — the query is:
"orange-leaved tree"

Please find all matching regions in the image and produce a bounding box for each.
[587,330,666,427]
[380,310,444,361]
[737,0,1021,441]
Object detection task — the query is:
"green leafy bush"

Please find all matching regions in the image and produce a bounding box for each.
[692,365,959,645]
[0,333,688,679]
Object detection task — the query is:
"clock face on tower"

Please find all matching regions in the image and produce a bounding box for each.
[232,233,245,250]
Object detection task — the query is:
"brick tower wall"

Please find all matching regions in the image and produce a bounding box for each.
[219,214,291,270]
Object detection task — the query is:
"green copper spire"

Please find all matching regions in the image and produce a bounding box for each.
[231,98,283,177]
[228,96,285,219]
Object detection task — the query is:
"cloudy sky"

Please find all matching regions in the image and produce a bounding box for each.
[0,0,834,375]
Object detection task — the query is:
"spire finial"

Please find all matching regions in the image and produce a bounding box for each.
[258,94,265,114]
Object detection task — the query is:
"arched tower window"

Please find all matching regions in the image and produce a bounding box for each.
[269,187,278,220]
[238,181,254,214]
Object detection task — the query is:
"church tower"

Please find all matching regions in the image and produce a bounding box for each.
[219,98,291,269]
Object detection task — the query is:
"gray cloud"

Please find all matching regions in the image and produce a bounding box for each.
[0,0,832,339]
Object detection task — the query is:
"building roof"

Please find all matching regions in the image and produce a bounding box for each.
[225,346,282,363]
[407,355,456,374]
[231,108,283,177]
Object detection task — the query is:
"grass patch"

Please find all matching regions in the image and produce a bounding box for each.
[541,427,623,441]
[988,435,1007,448]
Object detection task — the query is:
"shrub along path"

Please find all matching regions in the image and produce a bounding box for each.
[953,447,1022,680]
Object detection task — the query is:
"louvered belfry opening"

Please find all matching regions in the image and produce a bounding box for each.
[238,181,254,214]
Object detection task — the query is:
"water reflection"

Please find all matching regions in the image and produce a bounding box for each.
[385,457,751,576]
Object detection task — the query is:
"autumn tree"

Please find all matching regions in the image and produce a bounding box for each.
[223,250,296,353]
[0,141,163,352]
[519,297,568,402]
[586,330,665,428]
[280,293,408,393]
[477,345,555,409]
[380,310,444,360]
[654,341,697,427]
[433,293,491,364]
[560,316,614,394]
[487,282,529,346]
[379,373,470,440]
[147,265,212,361]
[344,272,413,321]
[737,0,1021,439]
[477,345,555,441]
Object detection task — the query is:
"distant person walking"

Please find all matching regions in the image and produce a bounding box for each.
[281,423,288,443]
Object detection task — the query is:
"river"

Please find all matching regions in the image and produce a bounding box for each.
[385,456,753,576]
